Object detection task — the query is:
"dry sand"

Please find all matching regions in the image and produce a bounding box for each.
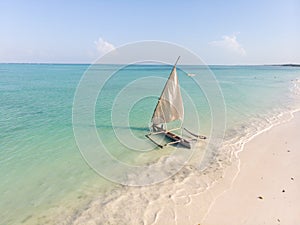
[203,111,300,225]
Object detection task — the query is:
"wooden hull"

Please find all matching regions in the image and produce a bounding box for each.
[151,125,192,149]
[164,131,192,148]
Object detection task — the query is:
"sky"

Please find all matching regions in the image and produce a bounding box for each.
[0,0,299,64]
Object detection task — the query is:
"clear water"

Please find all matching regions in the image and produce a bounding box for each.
[1,64,300,224]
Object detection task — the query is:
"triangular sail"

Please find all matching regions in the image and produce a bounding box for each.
[151,61,184,126]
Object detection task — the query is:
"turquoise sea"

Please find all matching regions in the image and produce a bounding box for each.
[1,64,300,224]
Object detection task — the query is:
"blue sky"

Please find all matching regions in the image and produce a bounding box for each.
[0,0,299,64]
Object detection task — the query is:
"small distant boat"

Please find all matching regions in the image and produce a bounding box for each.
[187,73,196,77]
[145,57,206,149]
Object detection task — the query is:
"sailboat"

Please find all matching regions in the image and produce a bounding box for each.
[145,56,206,149]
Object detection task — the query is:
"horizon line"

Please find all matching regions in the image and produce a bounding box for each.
[0,62,299,67]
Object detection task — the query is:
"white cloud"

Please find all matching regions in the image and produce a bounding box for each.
[94,37,116,55]
[210,34,246,56]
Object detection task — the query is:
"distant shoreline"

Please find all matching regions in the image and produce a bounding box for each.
[269,64,300,67]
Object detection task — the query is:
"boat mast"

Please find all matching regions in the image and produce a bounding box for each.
[151,56,181,126]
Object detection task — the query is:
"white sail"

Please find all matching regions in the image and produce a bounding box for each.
[152,65,184,126]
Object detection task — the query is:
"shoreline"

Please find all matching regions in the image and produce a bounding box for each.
[202,110,300,225]
[68,109,300,225]
[22,111,299,224]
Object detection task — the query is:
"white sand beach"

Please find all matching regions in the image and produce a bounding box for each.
[202,111,300,225]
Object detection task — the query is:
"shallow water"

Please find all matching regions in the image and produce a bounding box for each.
[0,64,300,224]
